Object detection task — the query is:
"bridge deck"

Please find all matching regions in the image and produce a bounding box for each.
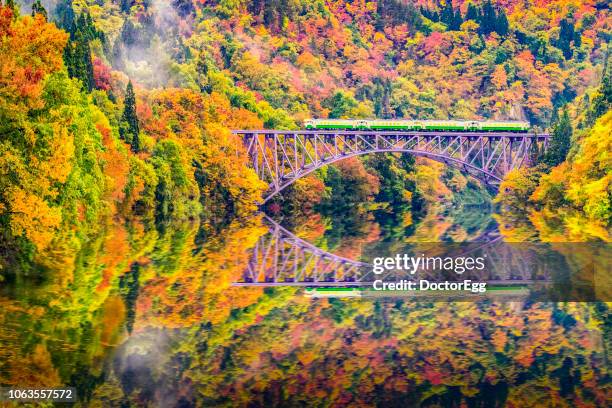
[232,130,549,138]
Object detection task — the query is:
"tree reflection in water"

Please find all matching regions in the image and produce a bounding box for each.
[0,211,609,407]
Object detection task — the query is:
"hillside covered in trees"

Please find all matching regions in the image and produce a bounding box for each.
[0,0,609,269]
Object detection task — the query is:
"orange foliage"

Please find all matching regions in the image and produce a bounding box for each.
[0,9,67,110]
[97,123,130,205]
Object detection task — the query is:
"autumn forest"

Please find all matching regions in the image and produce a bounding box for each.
[0,0,610,406]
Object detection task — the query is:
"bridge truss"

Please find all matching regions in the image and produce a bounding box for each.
[233,130,549,203]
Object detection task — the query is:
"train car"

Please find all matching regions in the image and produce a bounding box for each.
[304,119,530,132]
[304,119,366,130]
[480,121,530,132]
[368,119,415,130]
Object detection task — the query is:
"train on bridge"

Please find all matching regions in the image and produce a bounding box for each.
[304,119,530,132]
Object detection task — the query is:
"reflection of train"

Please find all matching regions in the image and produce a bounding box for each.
[304,287,363,298]
[304,119,530,132]
[304,285,530,298]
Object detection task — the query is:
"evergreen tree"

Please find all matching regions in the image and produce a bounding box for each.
[481,0,496,34]
[63,26,94,92]
[120,18,138,46]
[31,0,47,20]
[558,19,575,59]
[496,9,509,36]
[543,108,572,167]
[465,3,479,21]
[374,0,420,28]
[61,9,101,92]
[55,0,75,32]
[108,89,117,103]
[78,34,95,91]
[375,0,385,30]
[452,8,463,31]
[119,263,140,334]
[121,81,140,152]
[573,30,582,48]
[121,0,132,14]
[440,1,454,29]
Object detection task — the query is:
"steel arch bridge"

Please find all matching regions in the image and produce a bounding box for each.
[232,216,552,288]
[233,130,549,203]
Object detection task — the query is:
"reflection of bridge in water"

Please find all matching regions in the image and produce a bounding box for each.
[232,130,550,203]
[232,216,552,288]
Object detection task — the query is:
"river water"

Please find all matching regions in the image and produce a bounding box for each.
[0,202,608,407]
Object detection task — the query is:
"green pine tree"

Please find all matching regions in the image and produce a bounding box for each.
[76,31,94,91]
[119,263,140,334]
[452,8,463,30]
[465,3,479,21]
[496,9,509,36]
[63,29,94,92]
[121,81,140,152]
[481,0,496,34]
[31,0,47,20]
[543,108,572,167]
[121,0,132,14]
[55,0,75,32]
[558,19,575,59]
[440,1,454,29]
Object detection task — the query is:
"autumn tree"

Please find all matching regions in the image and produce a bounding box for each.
[585,60,611,126]
[365,153,416,208]
[323,90,372,118]
[0,7,68,251]
[4,0,16,14]
[321,158,380,212]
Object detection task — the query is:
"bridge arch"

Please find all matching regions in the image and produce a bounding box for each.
[233,130,548,204]
[231,215,553,288]
[261,148,501,204]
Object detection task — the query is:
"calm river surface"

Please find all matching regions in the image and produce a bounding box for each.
[0,203,609,407]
